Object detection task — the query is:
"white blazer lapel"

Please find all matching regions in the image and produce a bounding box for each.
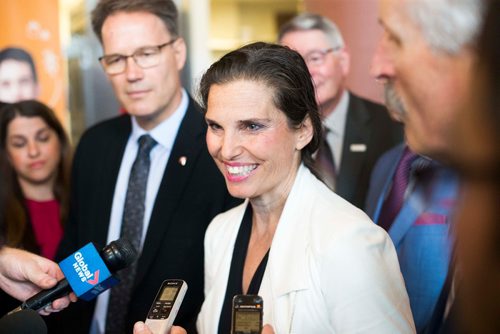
[260,165,312,332]
[198,202,248,333]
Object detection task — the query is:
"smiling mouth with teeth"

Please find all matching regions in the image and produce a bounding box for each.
[226,164,258,177]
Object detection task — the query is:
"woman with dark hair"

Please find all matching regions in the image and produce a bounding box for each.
[0,100,72,314]
[135,42,414,334]
[154,42,412,333]
[0,100,71,258]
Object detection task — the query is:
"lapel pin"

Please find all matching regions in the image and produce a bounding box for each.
[178,156,187,166]
[350,144,367,152]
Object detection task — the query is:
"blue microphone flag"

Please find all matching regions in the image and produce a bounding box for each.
[59,243,119,301]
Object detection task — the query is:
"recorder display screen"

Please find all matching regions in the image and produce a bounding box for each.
[159,286,178,302]
[234,310,261,332]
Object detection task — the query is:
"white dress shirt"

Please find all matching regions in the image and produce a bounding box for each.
[323,90,349,171]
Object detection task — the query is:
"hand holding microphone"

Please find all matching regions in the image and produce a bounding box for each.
[0,247,75,314]
[9,238,137,314]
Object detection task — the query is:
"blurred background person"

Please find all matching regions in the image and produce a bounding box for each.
[0,102,74,324]
[364,2,464,329]
[0,100,72,316]
[447,0,500,332]
[0,47,39,103]
[370,0,486,332]
[193,42,414,333]
[278,13,403,209]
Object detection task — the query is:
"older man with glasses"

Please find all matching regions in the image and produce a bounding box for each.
[279,13,403,209]
[47,1,239,333]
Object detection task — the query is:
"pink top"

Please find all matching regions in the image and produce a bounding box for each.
[25,199,63,260]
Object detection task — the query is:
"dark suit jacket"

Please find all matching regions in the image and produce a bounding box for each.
[336,93,403,208]
[47,97,239,333]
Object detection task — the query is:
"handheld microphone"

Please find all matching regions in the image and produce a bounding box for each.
[10,238,137,314]
[0,309,47,334]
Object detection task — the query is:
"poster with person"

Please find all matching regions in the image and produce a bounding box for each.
[0,0,66,124]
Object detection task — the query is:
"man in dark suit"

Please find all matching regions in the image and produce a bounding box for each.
[279,13,403,208]
[49,1,238,333]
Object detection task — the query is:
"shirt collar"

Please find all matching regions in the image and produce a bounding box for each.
[130,89,189,150]
[323,90,349,135]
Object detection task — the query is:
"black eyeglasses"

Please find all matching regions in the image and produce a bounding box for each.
[98,39,177,74]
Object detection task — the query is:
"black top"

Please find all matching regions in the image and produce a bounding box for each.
[217,205,270,334]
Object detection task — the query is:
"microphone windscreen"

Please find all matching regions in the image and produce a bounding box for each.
[0,309,47,334]
[101,238,137,271]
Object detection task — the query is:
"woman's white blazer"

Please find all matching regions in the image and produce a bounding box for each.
[197,165,415,333]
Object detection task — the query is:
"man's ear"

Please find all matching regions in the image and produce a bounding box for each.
[173,37,187,71]
[338,47,350,76]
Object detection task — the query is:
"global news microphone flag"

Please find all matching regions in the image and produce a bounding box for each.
[58,243,119,301]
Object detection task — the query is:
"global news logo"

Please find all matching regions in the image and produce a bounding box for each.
[73,252,100,285]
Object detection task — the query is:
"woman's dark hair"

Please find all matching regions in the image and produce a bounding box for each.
[0,100,72,250]
[199,42,322,173]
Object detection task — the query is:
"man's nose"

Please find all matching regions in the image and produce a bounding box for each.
[370,37,395,83]
[125,57,144,81]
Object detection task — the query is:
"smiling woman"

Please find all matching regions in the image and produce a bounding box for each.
[192,42,416,333]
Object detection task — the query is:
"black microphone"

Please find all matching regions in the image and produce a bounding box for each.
[10,238,137,313]
[0,309,47,334]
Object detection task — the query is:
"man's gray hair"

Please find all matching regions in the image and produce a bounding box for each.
[278,13,345,49]
[405,0,485,54]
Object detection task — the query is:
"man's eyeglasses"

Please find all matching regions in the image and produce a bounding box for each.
[99,39,177,75]
[304,46,342,67]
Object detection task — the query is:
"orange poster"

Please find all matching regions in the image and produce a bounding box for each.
[0,0,66,124]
